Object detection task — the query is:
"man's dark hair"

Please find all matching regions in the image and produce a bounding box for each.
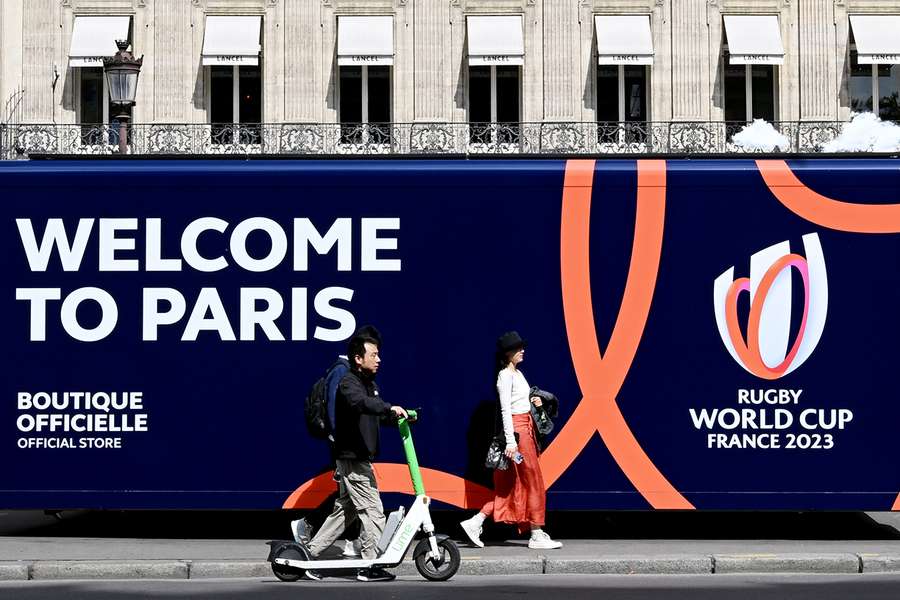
[348,334,379,366]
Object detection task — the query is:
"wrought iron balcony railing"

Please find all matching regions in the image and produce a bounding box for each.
[0,121,893,158]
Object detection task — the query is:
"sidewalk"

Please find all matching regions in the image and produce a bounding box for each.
[1,537,899,580]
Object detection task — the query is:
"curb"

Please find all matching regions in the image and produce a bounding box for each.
[2,553,900,580]
[713,554,860,574]
[859,554,900,574]
[545,556,712,575]
[30,560,189,580]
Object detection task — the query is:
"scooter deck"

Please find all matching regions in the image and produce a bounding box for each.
[274,557,400,570]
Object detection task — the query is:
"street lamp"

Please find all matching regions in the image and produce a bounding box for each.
[103,39,142,155]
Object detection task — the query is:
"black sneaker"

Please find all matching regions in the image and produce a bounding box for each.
[303,569,322,581]
[356,567,395,582]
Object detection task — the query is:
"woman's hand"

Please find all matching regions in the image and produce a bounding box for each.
[504,445,518,459]
[530,396,543,408]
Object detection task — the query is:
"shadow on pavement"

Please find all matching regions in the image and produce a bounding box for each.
[3,577,900,600]
[2,509,899,541]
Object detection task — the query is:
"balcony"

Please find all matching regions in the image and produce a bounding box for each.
[0,121,894,158]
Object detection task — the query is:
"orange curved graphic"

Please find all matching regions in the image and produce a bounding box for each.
[757,160,900,233]
[758,159,900,509]
[553,159,693,509]
[284,159,689,510]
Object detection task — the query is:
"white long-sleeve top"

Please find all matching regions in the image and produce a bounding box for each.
[497,368,531,448]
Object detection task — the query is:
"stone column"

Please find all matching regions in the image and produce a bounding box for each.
[150,0,194,123]
[449,0,465,122]
[671,0,711,120]
[22,0,58,122]
[797,0,837,120]
[263,0,285,123]
[283,0,322,122]
[543,0,580,121]
[394,0,414,124]
[834,0,849,121]
[412,0,450,121]
[190,1,206,124]
[652,0,672,121]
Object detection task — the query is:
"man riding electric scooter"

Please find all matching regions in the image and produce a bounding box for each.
[302,328,411,582]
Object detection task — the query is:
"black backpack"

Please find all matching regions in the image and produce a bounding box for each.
[304,357,350,440]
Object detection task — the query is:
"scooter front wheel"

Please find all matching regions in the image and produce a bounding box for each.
[271,543,307,582]
[414,537,460,582]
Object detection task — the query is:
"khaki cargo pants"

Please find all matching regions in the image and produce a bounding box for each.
[308,459,386,560]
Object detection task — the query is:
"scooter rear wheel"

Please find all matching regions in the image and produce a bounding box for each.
[414,537,460,581]
[271,544,307,582]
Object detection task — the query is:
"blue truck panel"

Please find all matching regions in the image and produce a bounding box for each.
[1,158,898,511]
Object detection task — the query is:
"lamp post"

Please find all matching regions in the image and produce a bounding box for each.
[103,40,142,155]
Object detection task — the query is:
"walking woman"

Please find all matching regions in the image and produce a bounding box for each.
[460,331,562,550]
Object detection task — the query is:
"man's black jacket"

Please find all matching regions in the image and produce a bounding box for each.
[333,368,393,460]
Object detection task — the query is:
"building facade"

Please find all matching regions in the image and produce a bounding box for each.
[0,0,898,154]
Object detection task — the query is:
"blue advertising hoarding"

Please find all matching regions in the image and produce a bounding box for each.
[2,158,899,511]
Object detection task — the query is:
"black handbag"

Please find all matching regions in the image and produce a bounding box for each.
[484,435,509,470]
[484,400,518,470]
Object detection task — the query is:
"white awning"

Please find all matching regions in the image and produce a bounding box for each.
[69,16,131,68]
[467,15,524,66]
[202,16,261,66]
[595,15,654,65]
[850,15,900,64]
[337,16,394,66]
[723,15,784,65]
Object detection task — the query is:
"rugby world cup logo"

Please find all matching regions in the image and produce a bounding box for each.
[713,233,828,380]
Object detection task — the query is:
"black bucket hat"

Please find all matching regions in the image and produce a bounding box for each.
[496,331,527,354]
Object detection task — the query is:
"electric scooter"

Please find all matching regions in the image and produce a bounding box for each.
[268,410,461,582]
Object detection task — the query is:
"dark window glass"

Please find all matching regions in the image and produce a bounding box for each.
[597,66,619,122]
[340,66,362,123]
[849,51,873,113]
[468,66,491,122]
[468,66,491,143]
[80,69,103,124]
[495,66,520,144]
[367,66,391,122]
[751,65,775,121]
[724,60,747,122]
[624,66,647,122]
[623,66,648,143]
[340,66,362,143]
[495,66,520,123]
[80,69,104,144]
[367,66,391,141]
[239,66,262,143]
[878,64,900,120]
[210,66,234,142]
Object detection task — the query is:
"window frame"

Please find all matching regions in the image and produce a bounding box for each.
[723,47,779,123]
[595,65,651,123]
[466,64,522,149]
[849,41,899,118]
[337,64,393,148]
[75,67,133,149]
[205,64,263,146]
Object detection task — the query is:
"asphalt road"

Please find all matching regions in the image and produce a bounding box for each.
[2,574,900,599]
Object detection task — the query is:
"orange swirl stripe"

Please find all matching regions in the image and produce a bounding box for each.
[757,159,900,510]
[756,160,900,233]
[283,159,690,510]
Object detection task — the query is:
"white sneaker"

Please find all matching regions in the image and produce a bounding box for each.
[460,516,484,548]
[528,530,563,550]
[342,538,362,557]
[291,518,312,544]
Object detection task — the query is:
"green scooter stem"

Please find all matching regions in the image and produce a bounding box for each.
[397,410,425,496]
